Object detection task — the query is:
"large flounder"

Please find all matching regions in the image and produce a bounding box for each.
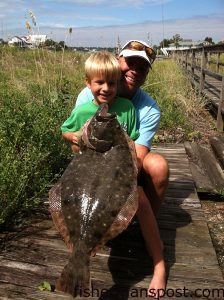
[49,103,138,297]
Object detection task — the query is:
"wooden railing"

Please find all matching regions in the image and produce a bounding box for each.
[172,44,224,131]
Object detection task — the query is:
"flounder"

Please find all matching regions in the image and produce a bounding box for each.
[49,103,138,297]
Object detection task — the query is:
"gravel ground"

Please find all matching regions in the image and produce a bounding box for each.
[201,199,224,278]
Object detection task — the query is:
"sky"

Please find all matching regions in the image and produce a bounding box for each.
[0,0,224,47]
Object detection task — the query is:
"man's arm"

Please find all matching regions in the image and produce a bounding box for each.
[75,87,93,107]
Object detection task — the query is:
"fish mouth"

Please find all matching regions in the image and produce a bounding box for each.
[81,103,117,152]
[96,104,116,121]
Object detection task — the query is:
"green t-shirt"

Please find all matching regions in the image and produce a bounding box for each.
[61,97,139,141]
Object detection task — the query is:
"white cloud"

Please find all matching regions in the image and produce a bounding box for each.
[3,14,224,46]
[43,14,223,46]
[48,0,171,8]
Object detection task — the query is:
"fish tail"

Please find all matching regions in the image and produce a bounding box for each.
[56,241,90,297]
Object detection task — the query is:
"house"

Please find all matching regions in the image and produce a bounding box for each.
[8,36,32,48]
[8,34,47,48]
[26,34,47,46]
[167,39,203,50]
[161,39,204,56]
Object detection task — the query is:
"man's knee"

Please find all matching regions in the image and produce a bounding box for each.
[143,153,169,181]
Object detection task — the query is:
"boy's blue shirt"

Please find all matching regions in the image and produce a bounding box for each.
[75,87,160,149]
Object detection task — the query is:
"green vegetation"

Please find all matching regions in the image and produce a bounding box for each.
[0,46,87,228]
[208,53,224,75]
[0,46,208,228]
[144,59,205,142]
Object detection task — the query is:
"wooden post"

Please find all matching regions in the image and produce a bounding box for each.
[182,51,185,67]
[216,53,220,73]
[199,48,206,96]
[217,76,224,132]
[191,50,195,85]
[185,51,188,70]
[207,52,211,68]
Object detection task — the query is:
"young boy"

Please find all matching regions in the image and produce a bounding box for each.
[61,51,139,147]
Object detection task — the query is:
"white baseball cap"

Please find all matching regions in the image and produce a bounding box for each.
[119,40,156,68]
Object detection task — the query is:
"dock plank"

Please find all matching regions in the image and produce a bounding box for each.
[0,143,223,300]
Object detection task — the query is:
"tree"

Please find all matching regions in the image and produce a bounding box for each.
[59,41,68,49]
[0,38,7,45]
[44,39,56,47]
[204,37,215,45]
[159,34,183,48]
[171,34,183,47]
[159,38,172,48]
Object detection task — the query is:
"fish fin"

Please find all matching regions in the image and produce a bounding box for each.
[56,242,90,297]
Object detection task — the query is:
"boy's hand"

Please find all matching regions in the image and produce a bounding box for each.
[71,132,80,145]
[62,130,83,153]
[71,130,83,153]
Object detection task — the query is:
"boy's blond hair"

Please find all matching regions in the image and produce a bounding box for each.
[85,51,121,82]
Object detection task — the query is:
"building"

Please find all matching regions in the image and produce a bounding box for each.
[8,34,47,48]
[161,39,205,56]
[26,35,47,46]
[8,36,32,48]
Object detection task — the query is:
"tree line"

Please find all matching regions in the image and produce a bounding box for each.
[1,34,223,51]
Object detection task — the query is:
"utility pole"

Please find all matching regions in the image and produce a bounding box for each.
[147,32,150,45]
[161,0,165,48]
[116,35,121,55]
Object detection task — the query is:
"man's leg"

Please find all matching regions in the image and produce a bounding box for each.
[141,152,169,215]
[137,186,166,297]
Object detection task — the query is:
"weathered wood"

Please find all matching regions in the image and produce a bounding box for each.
[174,46,224,130]
[203,68,223,81]
[184,141,224,193]
[0,144,223,300]
[217,76,224,131]
[196,145,224,189]
[209,135,224,169]
[184,142,213,192]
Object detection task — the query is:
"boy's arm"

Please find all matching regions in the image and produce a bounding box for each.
[62,131,82,153]
[62,131,80,145]
[61,106,83,152]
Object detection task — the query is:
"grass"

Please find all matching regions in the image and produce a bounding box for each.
[0,46,88,228]
[208,53,224,74]
[144,59,206,142]
[0,46,212,228]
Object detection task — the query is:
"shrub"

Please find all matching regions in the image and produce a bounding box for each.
[0,48,86,228]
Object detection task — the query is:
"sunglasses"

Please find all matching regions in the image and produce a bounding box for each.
[124,41,156,65]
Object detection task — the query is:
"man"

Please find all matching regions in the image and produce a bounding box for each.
[76,40,168,214]
[74,40,169,297]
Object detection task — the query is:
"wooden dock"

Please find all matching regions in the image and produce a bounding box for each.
[0,144,223,300]
[173,44,224,131]
[190,67,223,114]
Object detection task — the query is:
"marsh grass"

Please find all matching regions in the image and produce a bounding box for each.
[209,53,224,74]
[0,46,87,228]
[0,47,209,228]
[144,59,206,141]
